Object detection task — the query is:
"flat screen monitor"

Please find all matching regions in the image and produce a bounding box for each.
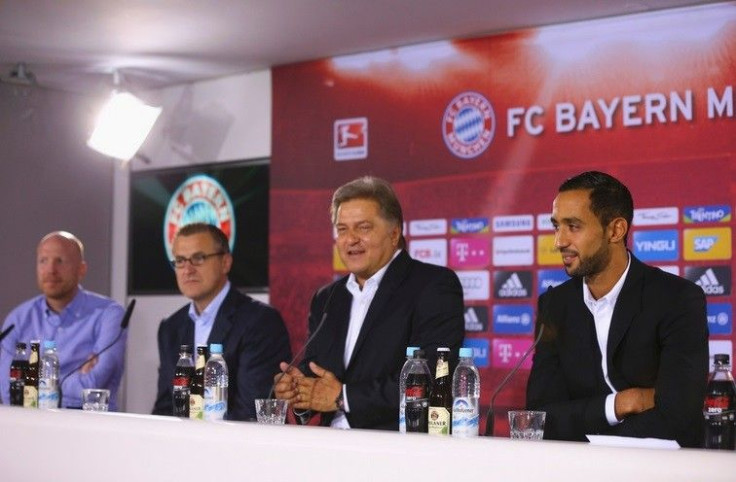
[128,159,269,294]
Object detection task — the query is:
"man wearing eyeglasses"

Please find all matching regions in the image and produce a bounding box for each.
[152,223,291,421]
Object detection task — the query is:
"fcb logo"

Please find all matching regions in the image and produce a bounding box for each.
[442,92,495,159]
[163,174,236,260]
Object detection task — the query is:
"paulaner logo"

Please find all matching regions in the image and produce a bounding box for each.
[163,174,236,261]
[684,205,731,223]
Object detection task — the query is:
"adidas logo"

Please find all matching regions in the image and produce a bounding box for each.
[498,272,529,297]
[696,268,725,295]
[464,306,487,332]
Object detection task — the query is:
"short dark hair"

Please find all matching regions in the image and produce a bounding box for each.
[559,171,634,244]
[330,176,406,249]
[175,223,230,254]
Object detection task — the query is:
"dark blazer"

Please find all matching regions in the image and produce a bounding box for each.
[153,287,292,421]
[526,255,709,447]
[301,250,465,430]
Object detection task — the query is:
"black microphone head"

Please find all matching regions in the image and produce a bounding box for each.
[120,299,136,330]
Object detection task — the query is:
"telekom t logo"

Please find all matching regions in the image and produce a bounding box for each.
[455,242,470,262]
[497,343,513,363]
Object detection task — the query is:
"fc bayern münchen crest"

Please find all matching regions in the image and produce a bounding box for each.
[163,174,236,260]
[442,91,496,159]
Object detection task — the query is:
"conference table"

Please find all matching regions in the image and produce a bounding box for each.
[1,405,732,481]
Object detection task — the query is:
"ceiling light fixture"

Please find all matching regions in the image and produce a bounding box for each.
[87,70,162,161]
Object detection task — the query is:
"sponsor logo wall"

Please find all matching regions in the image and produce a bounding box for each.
[271,3,736,431]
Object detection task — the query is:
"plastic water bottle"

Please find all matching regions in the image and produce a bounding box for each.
[9,342,28,406]
[405,349,432,433]
[38,340,60,409]
[399,346,420,433]
[452,347,480,437]
[204,343,228,421]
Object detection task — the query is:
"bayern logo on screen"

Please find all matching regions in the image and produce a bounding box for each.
[163,174,236,260]
[442,91,496,159]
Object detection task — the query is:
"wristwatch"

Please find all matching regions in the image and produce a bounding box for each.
[335,389,345,412]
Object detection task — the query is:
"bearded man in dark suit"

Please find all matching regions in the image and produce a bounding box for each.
[274,176,464,430]
[527,171,708,447]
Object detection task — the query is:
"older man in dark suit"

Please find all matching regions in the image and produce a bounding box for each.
[274,176,465,430]
[526,171,708,447]
[153,223,291,421]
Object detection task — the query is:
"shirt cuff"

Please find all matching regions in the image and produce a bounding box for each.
[341,384,350,413]
[605,393,621,425]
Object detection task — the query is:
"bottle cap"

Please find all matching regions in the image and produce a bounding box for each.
[459,347,473,358]
[413,349,426,359]
[437,347,450,352]
[15,342,27,350]
[406,346,420,357]
[714,353,730,365]
[43,340,56,350]
[209,343,223,354]
[179,344,191,353]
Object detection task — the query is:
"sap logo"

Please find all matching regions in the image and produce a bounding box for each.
[684,205,731,224]
[694,236,718,252]
[451,217,489,234]
[464,306,489,332]
[632,230,678,262]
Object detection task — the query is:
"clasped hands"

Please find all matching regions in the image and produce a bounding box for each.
[273,361,342,412]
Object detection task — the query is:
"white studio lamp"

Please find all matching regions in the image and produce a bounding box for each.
[87,73,162,161]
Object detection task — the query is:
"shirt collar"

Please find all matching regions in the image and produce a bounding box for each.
[346,249,401,294]
[188,281,231,322]
[43,285,85,321]
[583,252,631,309]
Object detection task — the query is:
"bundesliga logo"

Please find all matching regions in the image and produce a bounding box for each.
[163,174,236,260]
[442,91,496,159]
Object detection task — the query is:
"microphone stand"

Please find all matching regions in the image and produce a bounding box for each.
[57,299,136,408]
[484,323,545,436]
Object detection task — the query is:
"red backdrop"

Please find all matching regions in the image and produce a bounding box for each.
[270,3,736,435]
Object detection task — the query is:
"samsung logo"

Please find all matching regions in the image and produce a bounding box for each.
[493,215,534,233]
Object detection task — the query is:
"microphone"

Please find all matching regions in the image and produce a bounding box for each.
[58,299,136,408]
[0,324,15,343]
[484,322,545,436]
[268,283,338,399]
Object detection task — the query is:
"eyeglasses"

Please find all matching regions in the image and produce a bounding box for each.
[170,252,225,269]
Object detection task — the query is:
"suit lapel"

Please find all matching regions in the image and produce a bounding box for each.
[206,288,238,346]
[324,284,352,375]
[607,256,644,370]
[346,250,410,369]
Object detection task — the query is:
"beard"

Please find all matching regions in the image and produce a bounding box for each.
[565,242,611,280]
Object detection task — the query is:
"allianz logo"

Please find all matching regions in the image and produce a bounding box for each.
[686,207,729,222]
[496,313,532,325]
[635,239,676,252]
[694,236,718,252]
[707,312,729,326]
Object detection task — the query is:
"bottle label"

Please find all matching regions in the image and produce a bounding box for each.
[190,394,204,420]
[435,359,449,378]
[23,386,38,408]
[38,387,59,409]
[451,397,479,437]
[428,406,451,435]
[173,376,190,388]
[204,387,227,421]
[406,385,426,400]
[704,395,731,413]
